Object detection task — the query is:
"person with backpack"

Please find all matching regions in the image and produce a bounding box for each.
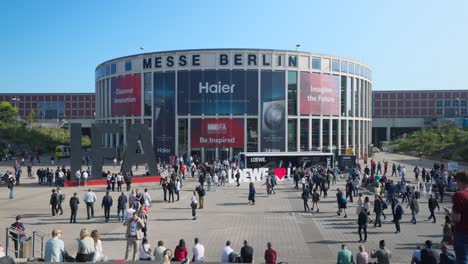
[49,189,60,216]
[69,192,80,223]
[102,191,113,222]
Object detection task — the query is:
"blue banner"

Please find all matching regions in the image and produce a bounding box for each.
[154,72,176,161]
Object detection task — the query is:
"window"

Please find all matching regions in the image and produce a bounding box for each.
[341,76,347,116]
[300,119,309,151]
[288,119,297,151]
[332,119,338,153]
[312,57,321,70]
[111,64,116,74]
[461,100,467,107]
[125,61,132,72]
[436,100,443,107]
[341,120,346,149]
[348,63,355,74]
[341,61,348,73]
[287,71,297,115]
[436,109,443,116]
[105,65,110,75]
[311,119,320,150]
[247,119,258,152]
[445,100,451,107]
[453,100,459,107]
[332,60,340,72]
[178,119,188,157]
[323,119,330,150]
[144,73,152,116]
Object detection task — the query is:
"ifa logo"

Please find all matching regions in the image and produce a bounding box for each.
[207,123,227,134]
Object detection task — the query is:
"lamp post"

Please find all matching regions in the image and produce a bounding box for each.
[11,97,20,132]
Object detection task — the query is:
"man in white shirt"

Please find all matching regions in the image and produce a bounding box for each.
[153,240,166,264]
[83,189,97,220]
[142,188,152,207]
[220,240,233,263]
[75,170,81,187]
[192,237,205,262]
[82,171,89,186]
[213,174,219,192]
[117,173,124,192]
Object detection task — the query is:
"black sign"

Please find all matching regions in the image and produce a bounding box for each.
[336,155,356,171]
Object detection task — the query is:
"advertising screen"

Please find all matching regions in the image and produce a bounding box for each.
[111,74,142,116]
[153,72,176,161]
[246,153,334,170]
[260,71,286,152]
[191,118,244,148]
[300,72,340,115]
[177,70,258,115]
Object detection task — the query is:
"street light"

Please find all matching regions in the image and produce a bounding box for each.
[11,97,20,132]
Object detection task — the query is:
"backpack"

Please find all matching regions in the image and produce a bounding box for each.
[51,193,59,204]
[60,193,65,202]
[104,195,113,207]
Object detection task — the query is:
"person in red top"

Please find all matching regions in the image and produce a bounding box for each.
[174,239,188,261]
[452,170,468,264]
[264,242,277,264]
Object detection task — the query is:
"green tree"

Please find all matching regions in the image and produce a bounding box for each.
[0,102,18,124]
[27,109,36,127]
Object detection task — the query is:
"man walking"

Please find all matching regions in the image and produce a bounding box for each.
[117,173,123,192]
[373,195,383,227]
[302,186,310,212]
[312,188,320,212]
[358,208,368,242]
[428,194,440,223]
[196,185,206,209]
[69,192,79,223]
[123,212,145,261]
[49,189,60,216]
[56,188,64,215]
[83,189,97,220]
[407,194,419,224]
[117,192,127,222]
[102,191,113,222]
[393,199,403,234]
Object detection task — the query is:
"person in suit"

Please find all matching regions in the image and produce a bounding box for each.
[123,212,145,261]
[373,195,383,227]
[69,193,80,223]
[393,199,403,234]
[44,229,66,262]
[420,240,439,264]
[358,208,368,242]
[101,191,113,222]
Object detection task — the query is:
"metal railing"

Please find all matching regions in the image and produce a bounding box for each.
[3,226,46,259]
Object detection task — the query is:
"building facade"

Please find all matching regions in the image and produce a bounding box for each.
[0,93,95,120]
[95,49,372,162]
[372,90,468,146]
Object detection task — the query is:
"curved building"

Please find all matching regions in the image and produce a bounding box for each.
[95,49,372,161]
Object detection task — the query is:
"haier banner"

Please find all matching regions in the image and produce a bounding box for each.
[177,70,258,115]
[260,71,286,152]
[300,72,340,115]
[191,118,244,148]
[153,72,176,161]
[111,74,142,116]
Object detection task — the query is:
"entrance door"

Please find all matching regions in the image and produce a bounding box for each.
[204,148,216,163]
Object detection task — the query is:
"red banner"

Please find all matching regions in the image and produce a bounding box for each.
[111,74,142,116]
[300,72,339,116]
[191,118,244,148]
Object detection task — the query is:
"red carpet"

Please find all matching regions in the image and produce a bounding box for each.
[64,176,160,187]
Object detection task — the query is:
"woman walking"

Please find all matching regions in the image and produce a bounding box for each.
[248,183,256,205]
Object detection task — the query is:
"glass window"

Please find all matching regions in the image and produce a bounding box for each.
[288,71,297,115]
[453,100,459,107]
[341,61,348,73]
[178,119,188,157]
[247,119,258,152]
[105,65,110,76]
[332,119,338,154]
[360,66,365,77]
[341,120,346,149]
[300,119,309,151]
[111,64,116,74]
[341,76,347,116]
[332,60,340,72]
[322,58,331,71]
[348,63,355,74]
[461,108,467,116]
[312,57,321,70]
[311,119,320,150]
[288,119,297,151]
[347,77,353,117]
[461,100,467,107]
[436,109,443,116]
[125,61,132,72]
[323,119,330,150]
[445,100,451,107]
[436,100,443,107]
[144,72,152,116]
[348,120,353,148]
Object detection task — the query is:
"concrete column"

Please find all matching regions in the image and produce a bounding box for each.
[386,126,391,141]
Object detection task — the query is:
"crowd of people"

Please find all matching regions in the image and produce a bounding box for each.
[2,153,468,263]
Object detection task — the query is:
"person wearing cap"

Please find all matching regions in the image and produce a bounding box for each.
[240,240,254,263]
[69,192,80,223]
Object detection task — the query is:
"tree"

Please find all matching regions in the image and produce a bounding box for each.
[0,102,18,124]
[27,109,36,127]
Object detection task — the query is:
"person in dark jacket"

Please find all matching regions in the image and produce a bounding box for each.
[50,189,60,216]
[302,186,310,212]
[407,194,419,224]
[373,195,383,227]
[117,192,128,222]
[69,193,80,223]
[346,179,354,203]
[393,199,403,234]
[420,240,439,264]
[101,191,113,222]
[358,208,368,242]
[427,194,440,223]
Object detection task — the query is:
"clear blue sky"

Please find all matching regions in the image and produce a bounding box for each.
[1,0,467,93]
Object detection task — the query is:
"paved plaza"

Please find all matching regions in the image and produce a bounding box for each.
[0,152,465,263]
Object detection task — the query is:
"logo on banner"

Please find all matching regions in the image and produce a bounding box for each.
[207,123,227,134]
[274,168,287,180]
[199,82,235,94]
